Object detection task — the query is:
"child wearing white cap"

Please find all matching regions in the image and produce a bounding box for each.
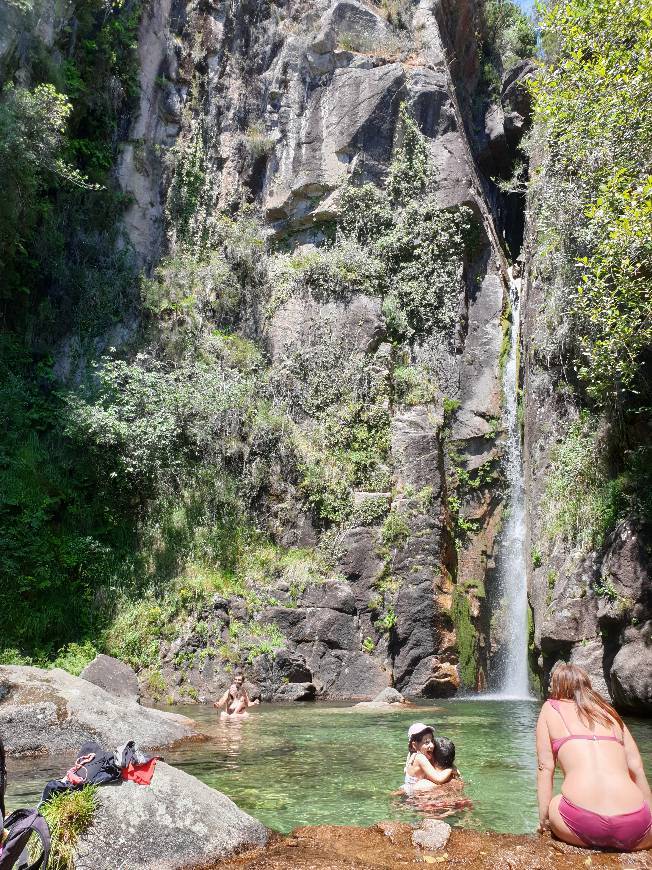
[403,722,453,795]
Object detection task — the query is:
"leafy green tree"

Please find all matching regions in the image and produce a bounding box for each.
[0,84,87,299]
[531,0,652,406]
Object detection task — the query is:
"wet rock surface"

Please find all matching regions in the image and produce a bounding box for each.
[215,823,652,869]
[74,761,268,870]
[0,666,200,756]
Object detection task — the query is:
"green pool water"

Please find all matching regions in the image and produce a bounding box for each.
[162,699,652,834]
[6,699,651,835]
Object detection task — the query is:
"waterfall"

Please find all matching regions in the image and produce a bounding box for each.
[492,268,531,699]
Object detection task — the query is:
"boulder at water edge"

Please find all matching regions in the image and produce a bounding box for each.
[80,654,140,702]
[0,665,201,756]
[73,761,268,870]
[354,687,406,708]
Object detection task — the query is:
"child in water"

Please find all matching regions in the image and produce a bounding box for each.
[404,731,473,816]
[403,723,454,795]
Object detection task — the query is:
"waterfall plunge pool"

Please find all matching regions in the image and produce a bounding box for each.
[6,699,651,835]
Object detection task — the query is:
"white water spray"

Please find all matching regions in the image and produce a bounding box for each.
[493,268,531,699]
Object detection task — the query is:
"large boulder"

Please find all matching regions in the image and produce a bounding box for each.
[73,761,267,870]
[81,654,140,702]
[610,624,652,714]
[0,666,200,757]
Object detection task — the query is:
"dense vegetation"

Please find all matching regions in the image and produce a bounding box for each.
[530,0,652,548]
[0,16,476,693]
[480,0,537,93]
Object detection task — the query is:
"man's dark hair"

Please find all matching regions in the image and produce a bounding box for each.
[434,736,455,768]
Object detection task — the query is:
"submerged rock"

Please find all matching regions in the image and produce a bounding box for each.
[73,761,267,870]
[0,666,200,756]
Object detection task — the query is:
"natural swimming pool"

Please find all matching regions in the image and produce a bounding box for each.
[6,699,652,834]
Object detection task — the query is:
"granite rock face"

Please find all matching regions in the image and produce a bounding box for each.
[73,761,267,870]
[81,655,141,702]
[112,0,513,702]
[523,208,652,710]
[0,666,200,756]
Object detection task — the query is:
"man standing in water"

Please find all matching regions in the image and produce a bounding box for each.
[214,670,259,718]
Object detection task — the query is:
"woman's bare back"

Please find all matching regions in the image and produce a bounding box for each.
[543,700,646,815]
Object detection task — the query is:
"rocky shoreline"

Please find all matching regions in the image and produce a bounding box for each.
[218,823,652,869]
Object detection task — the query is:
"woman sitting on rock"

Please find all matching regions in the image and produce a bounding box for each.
[536,663,652,851]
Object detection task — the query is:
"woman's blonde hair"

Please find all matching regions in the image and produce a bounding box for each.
[549,663,623,730]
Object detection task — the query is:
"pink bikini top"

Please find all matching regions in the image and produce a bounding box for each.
[547,699,624,759]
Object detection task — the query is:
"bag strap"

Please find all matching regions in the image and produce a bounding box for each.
[3,809,51,870]
[22,814,51,870]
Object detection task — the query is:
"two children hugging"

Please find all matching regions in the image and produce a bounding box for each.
[403,722,459,796]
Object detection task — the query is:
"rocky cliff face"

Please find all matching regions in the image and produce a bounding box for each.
[107,0,518,701]
[522,252,652,713]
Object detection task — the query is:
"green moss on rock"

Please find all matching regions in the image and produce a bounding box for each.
[451,587,479,690]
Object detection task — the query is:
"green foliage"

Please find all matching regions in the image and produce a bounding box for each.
[300,462,354,525]
[443,397,461,419]
[142,249,241,342]
[338,183,394,246]
[451,587,478,689]
[0,339,131,651]
[146,669,167,701]
[379,201,475,339]
[0,83,90,300]
[543,412,623,551]
[392,364,439,406]
[65,351,258,498]
[362,636,375,653]
[226,619,286,663]
[351,494,391,526]
[593,576,619,603]
[37,787,97,870]
[482,0,537,84]
[375,607,397,632]
[531,547,542,569]
[381,510,410,548]
[531,0,652,408]
[243,121,275,158]
[267,239,386,314]
[574,176,652,401]
[51,641,98,676]
[386,105,436,204]
[337,105,478,341]
[1,0,142,317]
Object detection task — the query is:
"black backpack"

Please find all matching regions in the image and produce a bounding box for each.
[0,809,50,870]
[1,736,50,870]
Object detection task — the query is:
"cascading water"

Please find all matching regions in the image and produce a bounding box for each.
[491,268,531,698]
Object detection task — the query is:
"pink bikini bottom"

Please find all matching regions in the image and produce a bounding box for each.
[559,795,652,851]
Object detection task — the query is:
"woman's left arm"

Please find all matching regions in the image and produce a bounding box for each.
[535,707,555,833]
